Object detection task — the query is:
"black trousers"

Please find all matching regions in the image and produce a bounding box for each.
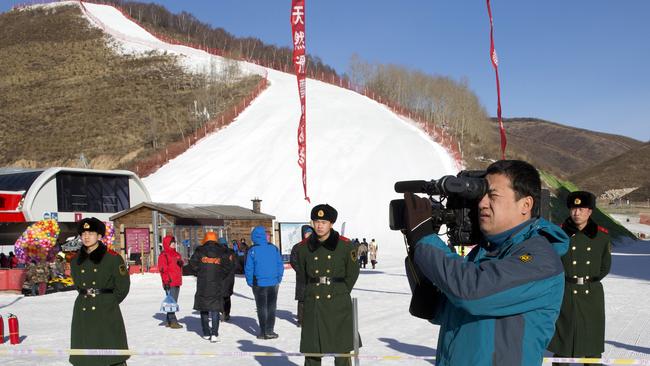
[223,296,231,316]
[252,285,279,336]
[200,311,220,337]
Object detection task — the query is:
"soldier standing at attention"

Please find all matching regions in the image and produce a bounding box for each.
[70,217,130,366]
[548,191,612,366]
[297,204,360,366]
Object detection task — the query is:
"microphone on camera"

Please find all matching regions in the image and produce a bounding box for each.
[394,180,433,194]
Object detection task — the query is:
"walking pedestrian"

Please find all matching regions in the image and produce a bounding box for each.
[358,239,369,268]
[369,239,378,269]
[189,232,235,343]
[218,237,236,321]
[158,234,184,329]
[245,226,284,339]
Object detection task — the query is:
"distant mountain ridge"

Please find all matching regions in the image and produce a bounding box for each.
[489,118,643,181]
[571,142,650,197]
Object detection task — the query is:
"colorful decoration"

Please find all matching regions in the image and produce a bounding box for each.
[103,221,116,250]
[14,219,60,264]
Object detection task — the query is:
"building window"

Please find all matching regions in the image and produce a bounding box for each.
[56,173,129,213]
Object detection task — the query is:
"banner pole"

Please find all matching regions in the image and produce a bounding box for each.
[352,297,360,366]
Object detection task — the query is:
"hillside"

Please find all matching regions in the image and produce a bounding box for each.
[0,4,261,169]
[571,142,650,197]
[488,118,643,178]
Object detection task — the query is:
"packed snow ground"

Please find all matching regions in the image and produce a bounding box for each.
[2,242,650,366]
[2,2,649,365]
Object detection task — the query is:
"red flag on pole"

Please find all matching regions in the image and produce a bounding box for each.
[291,0,310,202]
[486,0,507,159]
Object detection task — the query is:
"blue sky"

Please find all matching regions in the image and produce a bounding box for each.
[2,0,648,141]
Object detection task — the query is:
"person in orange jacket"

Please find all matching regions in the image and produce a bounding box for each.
[158,235,184,329]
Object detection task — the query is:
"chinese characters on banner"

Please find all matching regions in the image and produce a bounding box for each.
[291,0,310,202]
[486,0,507,159]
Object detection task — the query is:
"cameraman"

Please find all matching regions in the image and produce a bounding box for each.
[403,160,569,366]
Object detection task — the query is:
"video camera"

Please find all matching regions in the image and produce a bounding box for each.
[389,170,488,246]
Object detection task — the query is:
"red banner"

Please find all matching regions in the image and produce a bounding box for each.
[486,0,507,159]
[291,0,310,202]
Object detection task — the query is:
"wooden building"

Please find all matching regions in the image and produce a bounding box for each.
[110,199,274,266]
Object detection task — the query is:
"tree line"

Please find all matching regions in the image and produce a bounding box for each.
[347,54,495,162]
[101,0,337,79]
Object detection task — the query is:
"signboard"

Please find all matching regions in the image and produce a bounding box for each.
[125,227,151,254]
[43,211,58,221]
[278,222,309,256]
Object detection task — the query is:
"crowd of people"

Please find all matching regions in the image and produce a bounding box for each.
[4,159,615,366]
[351,238,378,269]
[0,251,18,268]
[1,250,70,296]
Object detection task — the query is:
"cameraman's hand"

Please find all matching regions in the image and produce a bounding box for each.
[404,192,435,248]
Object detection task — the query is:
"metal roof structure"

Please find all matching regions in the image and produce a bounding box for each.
[110,202,275,221]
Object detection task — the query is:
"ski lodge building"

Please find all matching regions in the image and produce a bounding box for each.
[110,199,275,267]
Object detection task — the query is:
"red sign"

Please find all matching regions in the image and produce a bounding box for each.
[74,213,82,222]
[125,228,151,254]
[291,0,310,203]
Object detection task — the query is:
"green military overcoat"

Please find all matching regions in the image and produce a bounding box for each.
[297,230,360,353]
[548,218,611,357]
[70,243,130,366]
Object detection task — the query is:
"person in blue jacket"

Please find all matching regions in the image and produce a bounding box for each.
[402,160,569,366]
[245,226,284,339]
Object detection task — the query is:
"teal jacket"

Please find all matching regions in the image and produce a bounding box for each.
[414,218,569,366]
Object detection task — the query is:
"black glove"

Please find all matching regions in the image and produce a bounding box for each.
[163,283,171,291]
[177,259,183,267]
[403,192,435,247]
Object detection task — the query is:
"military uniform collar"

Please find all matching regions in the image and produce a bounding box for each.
[562,217,598,239]
[77,242,107,265]
[308,230,340,252]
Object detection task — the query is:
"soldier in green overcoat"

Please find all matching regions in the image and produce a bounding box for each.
[297,204,360,366]
[70,217,130,366]
[548,191,611,366]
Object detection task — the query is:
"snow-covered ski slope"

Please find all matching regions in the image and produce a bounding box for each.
[79,2,458,247]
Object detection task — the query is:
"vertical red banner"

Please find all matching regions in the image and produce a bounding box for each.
[291,0,310,202]
[486,0,507,159]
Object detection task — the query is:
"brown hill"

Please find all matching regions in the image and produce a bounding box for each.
[0,5,261,169]
[488,118,643,178]
[570,142,650,197]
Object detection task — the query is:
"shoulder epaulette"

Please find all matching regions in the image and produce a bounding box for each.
[107,248,120,256]
[598,226,609,234]
[340,235,351,242]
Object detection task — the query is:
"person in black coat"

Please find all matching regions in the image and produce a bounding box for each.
[218,237,237,321]
[290,225,313,327]
[189,232,235,343]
